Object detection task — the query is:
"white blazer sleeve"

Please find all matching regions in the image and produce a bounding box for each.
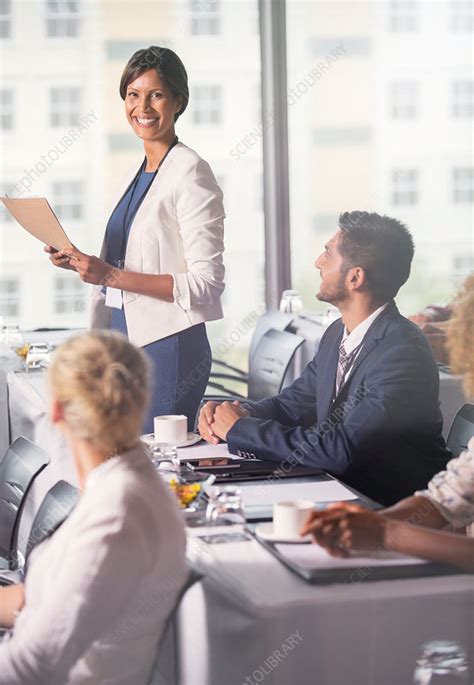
[172,158,225,312]
[0,505,153,685]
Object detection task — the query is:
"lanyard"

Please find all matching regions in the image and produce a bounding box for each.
[116,136,179,268]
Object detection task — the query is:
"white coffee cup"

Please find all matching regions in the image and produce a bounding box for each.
[272,500,314,538]
[154,415,187,445]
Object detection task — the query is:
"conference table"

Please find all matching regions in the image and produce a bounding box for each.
[1,349,473,685]
[157,525,474,685]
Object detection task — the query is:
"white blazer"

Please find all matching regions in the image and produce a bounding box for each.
[1,444,188,684]
[90,142,225,347]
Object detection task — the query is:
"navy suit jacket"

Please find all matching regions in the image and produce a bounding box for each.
[227,301,451,505]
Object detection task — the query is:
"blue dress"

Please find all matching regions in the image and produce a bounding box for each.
[104,162,211,433]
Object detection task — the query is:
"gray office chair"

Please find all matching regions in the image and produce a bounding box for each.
[0,437,50,571]
[205,328,305,402]
[446,402,474,458]
[207,309,295,397]
[0,479,80,586]
[149,568,203,685]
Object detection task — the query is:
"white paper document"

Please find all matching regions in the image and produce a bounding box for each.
[0,196,72,251]
[177,441,234,461]
[240,480,358,508]
[275,543,427,570]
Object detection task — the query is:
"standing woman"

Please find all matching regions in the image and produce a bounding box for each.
[46,46,225,432]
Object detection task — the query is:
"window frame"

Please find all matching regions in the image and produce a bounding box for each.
[46,0,80,38]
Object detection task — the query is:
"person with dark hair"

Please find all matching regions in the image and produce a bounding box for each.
[45,46,225,431]
[199,211,451,505]
[301,273,474,572]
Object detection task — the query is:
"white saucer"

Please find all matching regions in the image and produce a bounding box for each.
[141,432,202,449]
[255,522,312,544]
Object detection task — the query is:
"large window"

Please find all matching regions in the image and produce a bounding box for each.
[3,0,471,356]
[287,1,473,315]
[0,0,264,371]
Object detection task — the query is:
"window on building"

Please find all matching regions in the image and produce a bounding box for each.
[390,81,418,119]
[54,274,87,314]
[451,0,474,31]
[388,0,419,32]
[452,80,474,118]
[0,183,13,223]
[52,180,83,219]
[0,278,20,319]
[453,253,474,280]
[452,167,474,203]
[190,0,220,36]
[0,88,13,130]
[46,0,80,38]
[192,85,223,124]
[50,87,81,127]
[391,169,419,205]
[0,0,11,39]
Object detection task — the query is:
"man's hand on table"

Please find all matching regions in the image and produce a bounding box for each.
[198,400,250,444]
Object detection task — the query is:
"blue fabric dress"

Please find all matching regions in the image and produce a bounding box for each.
[104,163,211,433]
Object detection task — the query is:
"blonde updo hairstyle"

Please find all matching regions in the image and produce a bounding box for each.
[48,331,150,454]
[447,272,474,399]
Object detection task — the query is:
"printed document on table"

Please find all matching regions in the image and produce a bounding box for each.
[0,197,72,251]
[239,480,358,507]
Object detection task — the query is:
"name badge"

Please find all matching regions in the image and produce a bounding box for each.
[105,287,123,310]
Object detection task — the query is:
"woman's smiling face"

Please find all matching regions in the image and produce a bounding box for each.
[125,69,182,143]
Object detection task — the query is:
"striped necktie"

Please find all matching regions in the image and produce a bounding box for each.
[335,340,362,396]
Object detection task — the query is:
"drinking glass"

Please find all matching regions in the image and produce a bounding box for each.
[279,289,303,314]
[148,442,180,472]
[205,486,246,526]
[1,324,24,351]
[321,306,341,327]
[413,640,470,684]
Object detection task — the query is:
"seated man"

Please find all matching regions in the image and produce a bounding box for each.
[199,211,451,506]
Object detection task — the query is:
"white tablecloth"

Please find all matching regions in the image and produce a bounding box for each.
[2,365,468,542]
[160,531,474,685]
[2,366,473,685]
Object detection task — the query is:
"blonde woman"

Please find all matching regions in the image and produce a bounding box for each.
[302,273,474,572]
[0,331,187,684]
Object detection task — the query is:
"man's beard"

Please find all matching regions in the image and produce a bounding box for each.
[316,270,349,306]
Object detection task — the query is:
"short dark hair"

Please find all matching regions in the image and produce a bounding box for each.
[338,211,415,301]
[119,46,189,121]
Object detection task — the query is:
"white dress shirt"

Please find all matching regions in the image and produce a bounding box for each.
[338,303,388,387]
[90,142,225,347]
[0,444,187,685]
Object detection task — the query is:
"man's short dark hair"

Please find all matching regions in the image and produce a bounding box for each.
[338,211,415,301]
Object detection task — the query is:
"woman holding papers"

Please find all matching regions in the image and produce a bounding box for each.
[302,274,474,572]
[0,331,187,684]
[46,46,225,432]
